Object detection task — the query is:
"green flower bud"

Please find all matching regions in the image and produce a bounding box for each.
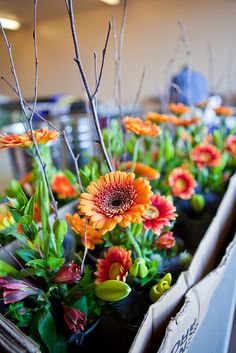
[179,251,192,267]
[191,194,205,213]
[95,280,131,302]
[164,138,175,161]
[149,273,172,303]
[129,258,148,279]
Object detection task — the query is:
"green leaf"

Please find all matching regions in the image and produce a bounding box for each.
[95,280,131,301]
[71,296,88,317]
[26,259,48,269]
[24,196,35,218]
[18,215,33,226]
[16,249,37,263]
[17,193,28,208]
[0,259,19,277]
[7,197,21,210]
[37,310,57,353]
[47,256,65,271]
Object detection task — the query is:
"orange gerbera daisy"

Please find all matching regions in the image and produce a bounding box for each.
[169,168,196,199]
[168,103,190,116]
[79,171,152,235]
[142,194,177,235]
[192,144,221,169]
[124,161,160,180]
[0,127,59,149]
[145,112,175,124]
[153,231,176,249]
[123,116,161,137]
[51,174,78,199]
[172,116,200,127]
[214,106,233,117]
[95,246,132,284]
[226,135,236,159]
[66,213,103,250]
[0,204,15,231]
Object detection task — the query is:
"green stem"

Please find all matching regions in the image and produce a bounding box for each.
[141,229,149,250]
[127,228,142,258]
[131,137,141,171]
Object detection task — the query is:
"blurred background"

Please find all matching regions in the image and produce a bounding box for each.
[0,0,236,191]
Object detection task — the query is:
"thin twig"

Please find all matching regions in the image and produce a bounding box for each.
[66,0,114,172]
[131,66,146,115]
[93,51,98,109]
[1,76,85,193]
[80,220,88,275]
[0,15,59,220]
[92,22,111,98]
[177,21,192,106]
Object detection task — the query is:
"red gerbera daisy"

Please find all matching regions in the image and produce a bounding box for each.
[142,194,177,235]
[95,246,132,284]
[226,135,236,159]
[192,144,221,169]
[169,168,196,199]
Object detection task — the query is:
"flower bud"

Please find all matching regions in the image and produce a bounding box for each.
[129,258,148,278]
[95,280,131,301]
[191,194,205,213]
[149,273,172,303]
[53,219,68,238]
[63,306,87,333]
[52,262,81,284]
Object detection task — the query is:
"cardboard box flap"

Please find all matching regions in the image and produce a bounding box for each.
[157,233,236,353]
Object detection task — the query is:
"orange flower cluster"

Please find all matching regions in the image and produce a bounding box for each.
[145,112,175,124]
[66,213,103,250]
[51,174,78,199]
[95,246,132,284]
[79,171,152,235]
[169,168,196,199]
[123,116,161,137]
[124,161,160,180]
[168,103,190,115]
[192,144,221,169]
[172,116,200,127]
[0,127,59,149]
[226,135,236,159]
[214,106,233,117]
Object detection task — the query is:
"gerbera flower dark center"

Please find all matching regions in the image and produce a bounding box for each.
[96,185,136,217]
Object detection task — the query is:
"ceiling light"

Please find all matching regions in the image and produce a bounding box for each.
[0,17,21,30]
[101,0,120,5]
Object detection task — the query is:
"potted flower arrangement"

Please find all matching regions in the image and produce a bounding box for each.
[0,1,235,353]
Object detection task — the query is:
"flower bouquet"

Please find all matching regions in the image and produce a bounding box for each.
[0,1,235,353]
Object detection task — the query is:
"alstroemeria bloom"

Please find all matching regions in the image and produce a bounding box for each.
[168,168,196,200]
[2,279,41,304]
[51,174,78,199]
[79,171,152,235]
[168,103,190,116]
[124,161,160,180]
[142,194,177,235]
[52,262,81,284]
[95,246,132,284]
[66,213,104,250]
[0,127,59,149]
[214,106,233,117]
[123,116,161,137]
[226,135,236,159]
[192,144,221,169]
[153,231,176,249]
[63,306,87,332]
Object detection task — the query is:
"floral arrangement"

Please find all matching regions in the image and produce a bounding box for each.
[0,1,235,353]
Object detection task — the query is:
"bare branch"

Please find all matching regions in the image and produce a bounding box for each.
[131,66,146,115]
[177,20,192,106]
[80,219,88,275]
[66,0,114,172]
[0,16,59,220]
[92,22,111,98]
[1,76,85,193]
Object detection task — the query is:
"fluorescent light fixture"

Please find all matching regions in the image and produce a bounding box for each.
[0,17,21,30]
[101,0,120,5]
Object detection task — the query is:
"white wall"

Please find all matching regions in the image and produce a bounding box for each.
[0,0,236,103]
